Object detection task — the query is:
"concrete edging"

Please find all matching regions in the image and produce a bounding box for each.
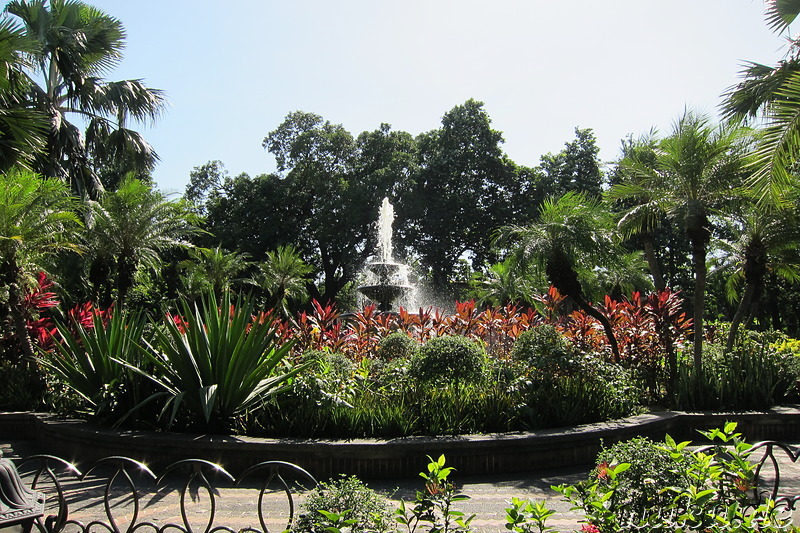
[3,407,800,479]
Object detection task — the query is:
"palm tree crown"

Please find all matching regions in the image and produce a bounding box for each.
[4,0,166,196]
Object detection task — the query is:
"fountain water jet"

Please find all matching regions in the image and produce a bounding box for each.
[358,198,414,312]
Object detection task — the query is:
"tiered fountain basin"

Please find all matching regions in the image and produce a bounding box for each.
[358,262,414,312]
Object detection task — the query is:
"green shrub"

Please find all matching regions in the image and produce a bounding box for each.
[511,324,575,373]
[595,436,687,522]
[301,349,355,381]
[291,475,394,533]
[673,333,799,410]
[519,356,641,428]
[376,331,419,361]
[554,423,791,532]
[409,335,487,384]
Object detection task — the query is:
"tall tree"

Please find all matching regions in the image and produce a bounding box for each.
[4,0,166,196]
[400,99,520,290]
[0,17,46,172]
[495,191,622,361]
[0,168,81,360]
[722,0,800,208]
[263,111,360,303]
[608,133,667,292]
[619,112,751,371]
[202,171,296,257]
[184,160,227,215]
[715,203,800,351]
[263,113,417,304]
[539,127,605,197]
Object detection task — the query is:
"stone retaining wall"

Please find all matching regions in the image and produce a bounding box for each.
[3,407,800,479]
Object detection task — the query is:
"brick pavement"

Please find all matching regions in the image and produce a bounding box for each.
[5,439,800,532]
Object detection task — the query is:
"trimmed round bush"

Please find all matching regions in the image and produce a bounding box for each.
[409,335,486,383]
[300,349,354,380]
[376,331,419,361]
[511,325,576,373]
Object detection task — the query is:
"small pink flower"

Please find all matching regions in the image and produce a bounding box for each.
[581,523,601,533]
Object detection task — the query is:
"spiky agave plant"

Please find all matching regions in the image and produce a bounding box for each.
[133,292,306,432]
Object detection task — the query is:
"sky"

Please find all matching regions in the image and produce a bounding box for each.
[80,1,790,194]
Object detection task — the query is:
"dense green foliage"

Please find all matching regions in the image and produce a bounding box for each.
[296,433,794,533]
[376,331,419,361]
[409,335,487,384]
[554,423,793,532]
[292,475,395,533]
[2,0,166,196]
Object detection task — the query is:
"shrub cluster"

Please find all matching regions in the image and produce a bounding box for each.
[292,428,793,533]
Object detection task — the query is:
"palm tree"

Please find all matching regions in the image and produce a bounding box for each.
[179,245,251,300]
[0,17,46,171]
[495,191,622,360]
[4,0,166,196]
[714,203,800,351]
[619,112,751,372]
[607,133,667,292]
[0,168,81,360]
[470,258,537,308]
[250,245,312,317]
[86,178,197,308]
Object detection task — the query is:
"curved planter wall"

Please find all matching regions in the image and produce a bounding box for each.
[3,407,800,479]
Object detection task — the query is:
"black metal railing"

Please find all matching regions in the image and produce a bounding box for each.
[2,452,317,533]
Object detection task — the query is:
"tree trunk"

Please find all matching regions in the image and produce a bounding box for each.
[1,258,36,362]
[690,241,707,375]
[642,237,666,292]
[572,291,621,362]
[546,251,621,361]
[725,282,756,353]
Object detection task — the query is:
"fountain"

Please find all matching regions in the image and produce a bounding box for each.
[358,198,414,312]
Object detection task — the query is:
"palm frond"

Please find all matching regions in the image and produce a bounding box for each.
[765,0,800,33]
[747,71,800,208]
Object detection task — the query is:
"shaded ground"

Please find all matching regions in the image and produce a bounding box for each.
[2,439,587,532]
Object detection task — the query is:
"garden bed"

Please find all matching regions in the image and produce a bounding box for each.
[4,407,800,479]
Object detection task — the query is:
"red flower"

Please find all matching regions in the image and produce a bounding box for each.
[581,523,601,533]
[170,314,189,334]
[596,461,611,480]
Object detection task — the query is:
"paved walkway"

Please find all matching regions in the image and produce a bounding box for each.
[2,439,588,532]
[6,439,800,532]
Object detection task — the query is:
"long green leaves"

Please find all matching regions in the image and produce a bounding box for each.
[135,293,304,430]
[45,309,147,420]
[747,72,800,208]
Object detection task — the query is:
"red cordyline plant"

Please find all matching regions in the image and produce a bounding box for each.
[278,288,691,386]
[5,272,110,355]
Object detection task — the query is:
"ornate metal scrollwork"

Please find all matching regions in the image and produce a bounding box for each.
[9,453,317,533]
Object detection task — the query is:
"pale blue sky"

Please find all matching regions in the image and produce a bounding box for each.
[85,1,788,194]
